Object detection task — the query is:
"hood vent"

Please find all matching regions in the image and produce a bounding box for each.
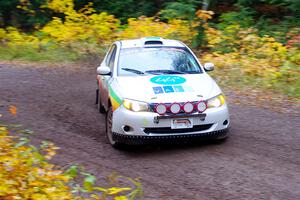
[144,40,163,45]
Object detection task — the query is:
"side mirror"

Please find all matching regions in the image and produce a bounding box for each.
[204,62,215,72]
[97,66,111,75]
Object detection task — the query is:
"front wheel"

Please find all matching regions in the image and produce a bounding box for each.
[97,89,105,114]
[106,106,121,148]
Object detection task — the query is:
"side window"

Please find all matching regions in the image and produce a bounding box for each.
[108,46,117,70]
[105,45,114,66]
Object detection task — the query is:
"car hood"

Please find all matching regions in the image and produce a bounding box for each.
[116,74,222,103]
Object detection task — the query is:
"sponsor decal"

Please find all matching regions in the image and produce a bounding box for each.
[152,85,192,94]
[152,86,164,94]
[173,85,184,92]
[151,83,194,94]
[163,86,174,93]
[150,75,186,85]
[184,85,194,92]
[142,118,149,126]
[109,85,122,111]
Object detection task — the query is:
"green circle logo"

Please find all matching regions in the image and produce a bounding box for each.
[150,75,186,85]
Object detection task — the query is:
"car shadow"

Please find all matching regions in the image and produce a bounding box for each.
[118,138,228,154]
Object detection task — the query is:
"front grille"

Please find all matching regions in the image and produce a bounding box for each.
[143,124,213,134]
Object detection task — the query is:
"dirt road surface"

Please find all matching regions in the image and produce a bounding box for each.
[1,63,300,200]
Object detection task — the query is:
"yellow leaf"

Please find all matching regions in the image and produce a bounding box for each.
[114,196,128,200]
[9,105,17,116]
[107,187,132,195]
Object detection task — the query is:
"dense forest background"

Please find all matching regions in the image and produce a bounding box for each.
[0,0,299,97]
[1,0,300,30]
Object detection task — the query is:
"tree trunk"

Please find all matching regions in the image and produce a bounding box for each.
[202,0,210,10]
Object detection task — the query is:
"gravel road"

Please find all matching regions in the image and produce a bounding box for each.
[1,63,300,200]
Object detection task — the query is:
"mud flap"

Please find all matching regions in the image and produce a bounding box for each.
[96,89,99,104]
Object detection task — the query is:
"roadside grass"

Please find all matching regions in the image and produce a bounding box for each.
[210,66,300,100]
[0,46,81,62]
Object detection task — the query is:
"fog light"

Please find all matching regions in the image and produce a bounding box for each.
[155,103,167,115]
[183,102,194,113]
[197,101,207,113]
[123,125,131,132]
[170,103,181,114]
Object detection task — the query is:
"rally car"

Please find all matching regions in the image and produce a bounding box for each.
[96,37,230,147]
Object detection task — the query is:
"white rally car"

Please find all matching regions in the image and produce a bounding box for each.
[96,37,230,147]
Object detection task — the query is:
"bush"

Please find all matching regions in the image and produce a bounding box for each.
[117,16,195,45]
[203,25,300,98]
[0,125,142,200]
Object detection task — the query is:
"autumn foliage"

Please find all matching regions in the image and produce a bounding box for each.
[0,0,299,97]
[0,125,142,200]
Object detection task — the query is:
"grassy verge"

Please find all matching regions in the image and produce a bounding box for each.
[209,66,300,99]
[0,46,82,62]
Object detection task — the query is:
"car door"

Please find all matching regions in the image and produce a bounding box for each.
[99,44,117,110]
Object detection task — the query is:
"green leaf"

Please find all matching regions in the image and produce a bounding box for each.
[65,165,78,179]
[83,174,96,192]
[15,137,29,147]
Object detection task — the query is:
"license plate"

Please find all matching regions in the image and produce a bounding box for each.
[171,118,193,129]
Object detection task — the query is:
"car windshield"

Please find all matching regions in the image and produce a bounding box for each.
[118,47,202,76]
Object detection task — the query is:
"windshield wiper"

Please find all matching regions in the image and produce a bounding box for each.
[145,69,184,75]
[121,68,145,75]
[183,71,201,74]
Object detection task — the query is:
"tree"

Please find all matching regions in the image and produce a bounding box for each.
[0,0,51,30]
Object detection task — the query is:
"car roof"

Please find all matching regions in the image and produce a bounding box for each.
[120,37,186,49]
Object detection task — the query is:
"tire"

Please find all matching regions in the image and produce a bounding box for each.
[106,106,122,148]
[97,89,105,114]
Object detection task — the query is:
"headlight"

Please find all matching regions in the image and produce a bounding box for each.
[207,94,225,108]
[123,99,150,112]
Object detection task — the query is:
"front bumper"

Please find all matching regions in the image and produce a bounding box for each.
[112,128,229,145]
[112,103,230,142]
